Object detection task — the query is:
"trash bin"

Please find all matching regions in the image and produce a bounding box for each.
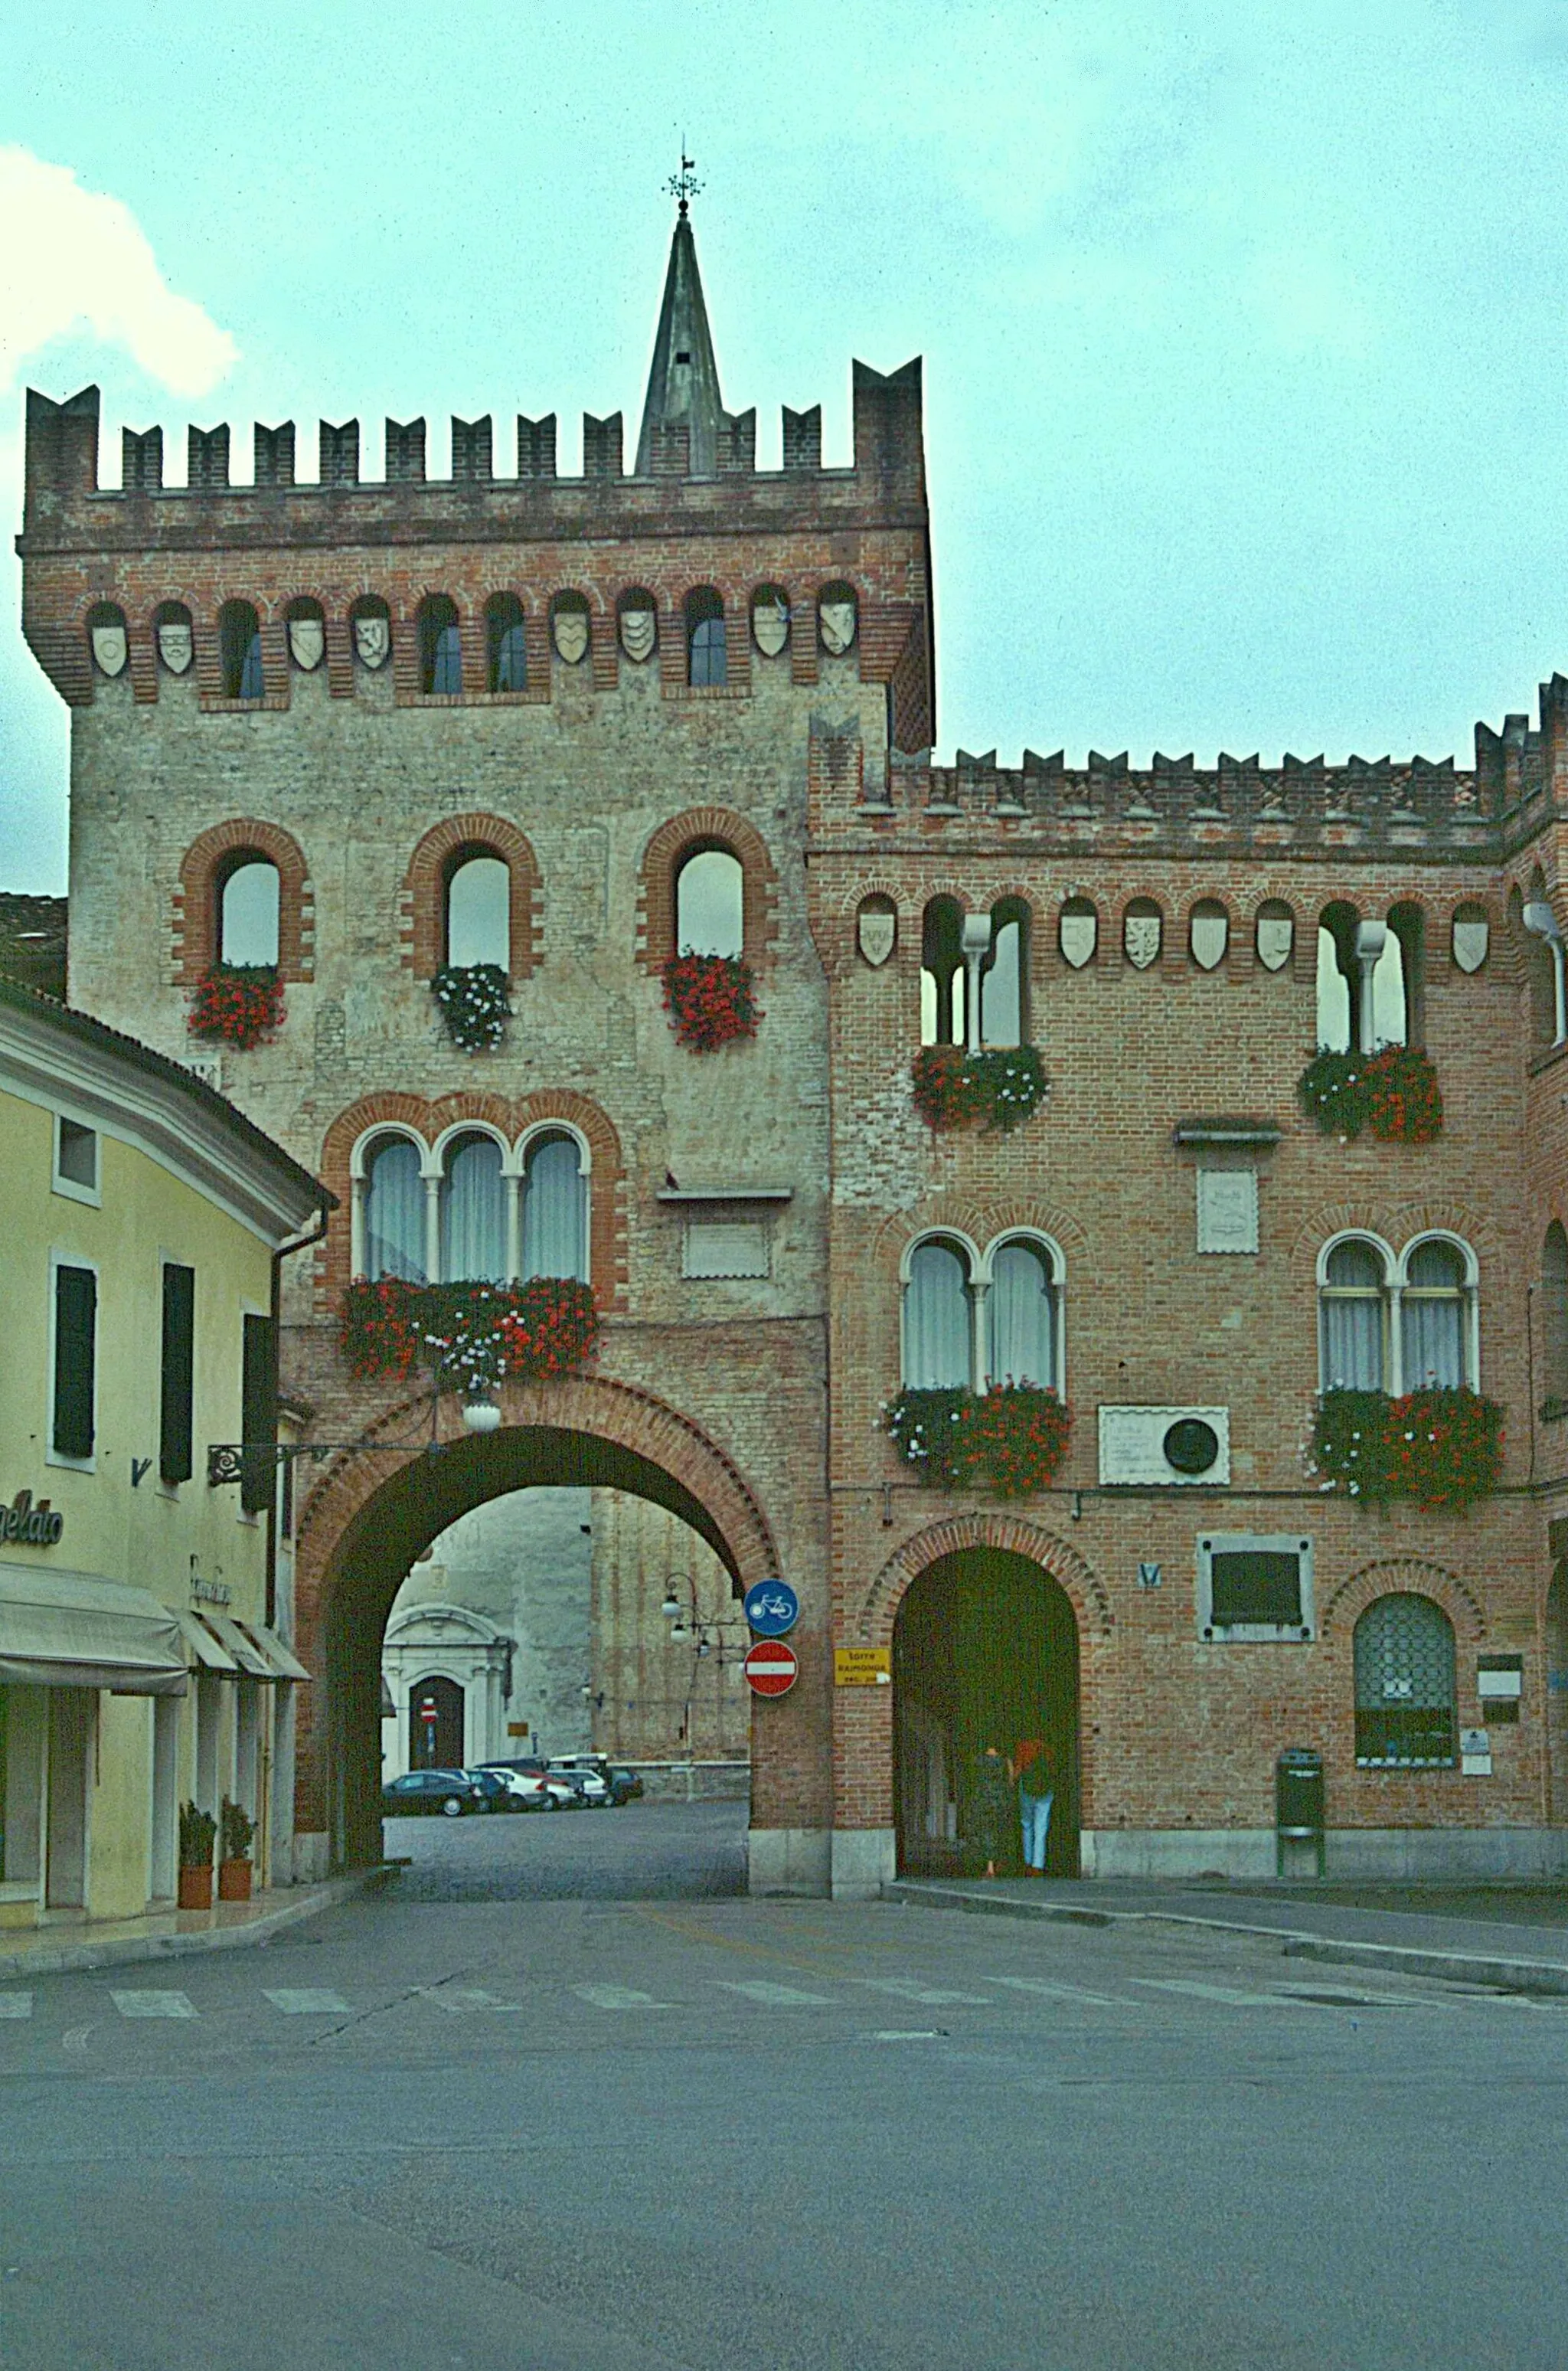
[1275,1748,1325,1877]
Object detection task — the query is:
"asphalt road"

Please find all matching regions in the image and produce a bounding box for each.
[3,1804,1566,2370]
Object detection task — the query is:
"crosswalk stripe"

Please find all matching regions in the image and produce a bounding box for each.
[574,1984,673,2010]
[262,1988,349,2015]
[1131,1978,1297,2010]
[854,1978,991,2005]
[112,1990,195,2019]
[715,1980,831,2006]
[988,1974,1128,2007]
[420,1987,524,2014]
[0,1993,33,2019]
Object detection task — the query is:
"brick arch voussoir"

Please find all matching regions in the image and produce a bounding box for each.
[966,1202,1092,1268]
[1319,1555,1487,1645]
[1289,1199,1499,1274]
[857,1513,1112,1649]
[173,817,312,986]
[403,812,542,980]
[637,806,779,974]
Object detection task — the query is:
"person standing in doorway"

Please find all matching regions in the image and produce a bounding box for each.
[972,1744,1013,1880]
[1012,1735,1055,1876]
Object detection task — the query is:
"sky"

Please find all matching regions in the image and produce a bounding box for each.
[5,0,1568,888]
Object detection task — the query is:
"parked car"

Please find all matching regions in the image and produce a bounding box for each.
[548,1761,614,1809]
[466,1768,542,1814]
[381,1769,482,1818]
[550,1754,641,1807]
[470,1764,573,1812]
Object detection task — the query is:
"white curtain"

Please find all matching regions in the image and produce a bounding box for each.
[440,1136,505,1281]
[365,1139,426,1281]
[988,1241,1054,1386]
[1401,1242,1466,1388]
[1324,1298,1384,1389]
[523,1136,586,1280]
[903,1243,971,1387]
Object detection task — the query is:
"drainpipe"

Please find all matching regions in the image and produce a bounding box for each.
[1524,903,1567,1046]
[266,1204,332,1627]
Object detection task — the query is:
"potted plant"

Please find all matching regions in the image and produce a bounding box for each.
[218,1798,256,1901]
[178,1800,217,1910]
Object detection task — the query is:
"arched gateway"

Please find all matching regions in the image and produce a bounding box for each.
[292,1372,783,1870]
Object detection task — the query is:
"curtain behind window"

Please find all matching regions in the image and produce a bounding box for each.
[441,1136,505,1281]
[523,1136,586,1280]
[365,1140,426,1282]
[1321,1242,1385,1389]
[904,1243,970,1387]
[1402,1242,1465,1387]
[988,1241,1054,1386]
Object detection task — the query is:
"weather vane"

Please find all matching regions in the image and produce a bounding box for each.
[668,149,702,217]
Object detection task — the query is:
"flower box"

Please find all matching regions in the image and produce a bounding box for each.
[662,953,761,1051]
[188,964,285,1052]
[341,1276,599,1387]
[884,1384,1071,1496]
[432,963,511,1052]
[912,1045,1049,1135]
[1297,1046,1442,1144]
[217,1858,252,1902]
[1309,1386,1503,1509]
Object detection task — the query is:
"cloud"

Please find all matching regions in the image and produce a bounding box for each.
[0,146,237,395]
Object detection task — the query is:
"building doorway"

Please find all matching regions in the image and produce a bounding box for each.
[410,1676,465,1769]
[893,1548,1079,1878]
[1547,1562,1568,1825]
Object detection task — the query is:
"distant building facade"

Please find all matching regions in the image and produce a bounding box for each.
[16,208,1568,1892]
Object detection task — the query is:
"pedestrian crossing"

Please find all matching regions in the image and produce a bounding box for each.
[0,1963,1500,2029]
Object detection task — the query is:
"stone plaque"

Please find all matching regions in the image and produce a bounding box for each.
[1256,914,1294,971]
[156,620,192,673]
[288,617,325,670]
[90,623,127,677]
[683,1219,769,1279]
[552,607,589,663]
[354,614,390,668]
[1197,1166,1258,1254]
[619,607,656,662]
[1124,911,1161,970]
[1452,918,1489,973]
[1060,908,1097,969]
[857,898,897,967]
[753,594,789,657]
[818,597,857,656]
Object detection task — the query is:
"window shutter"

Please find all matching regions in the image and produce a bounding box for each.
[159,1264,196,1485]
[240,1312,277,1516]
[53,1265,96,1459]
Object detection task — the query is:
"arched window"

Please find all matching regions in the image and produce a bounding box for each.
[817,581,858,656]
[1189,900,1230,971]
[980,899,1029,1047]
[750,585,790,657]
[1255,900,1295,972]
[351,594,391,671]
[87,600,128,678]
[675,849,743,957]
[218,858,280,967]
[1354,1594,1457,1768]
[685,587,727,688]
[521,1133,587,1283]
[1059,897,1097,970]
[419,595,462,695]
[1543,1221,1568,1411]
[486,594,526,692]
[284,597,325,672]
[617,588,658,664]
[445,852,510,970]
[920,896,965,1047]
[364,1136,426,1283]
[220,600,263,701]
[155,600,194,676]
[987,1239,1057,1388]
[1123,898,1163,970]
[439,1133,505,1282]
[1451,901,1489,974]
[1317,904,1357,1051]
[1319,1239,1388,1391]
[903,1239,972,1388]
[1400,1238,1472,1390]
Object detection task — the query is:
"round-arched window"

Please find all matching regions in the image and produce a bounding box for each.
[1354,1594,1456,1767]
[218,858,280,968]
[522,1133,586,1284]
[903,1239,972,1388]
[445,855,509,971]
[364,1136,426,1283]
[1320,1240,1387,1391]
[675,849,743,958]
[439,1133,505,1282]
[987,1241,1056,1388]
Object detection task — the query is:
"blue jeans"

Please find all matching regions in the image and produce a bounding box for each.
[1020,1790,1053,1871]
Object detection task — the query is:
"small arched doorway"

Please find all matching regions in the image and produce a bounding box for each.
[893,1548,1080,1878]
[1547,1562,1568,1824]
[410,1674,465,1769]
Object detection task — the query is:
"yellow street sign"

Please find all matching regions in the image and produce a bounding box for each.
[835,1647,892,1687]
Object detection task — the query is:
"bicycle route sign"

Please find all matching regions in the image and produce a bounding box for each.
[742,1640,799,1698]
[743,1578,799,1637]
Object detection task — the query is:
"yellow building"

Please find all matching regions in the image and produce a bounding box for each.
[0,975,330,1928]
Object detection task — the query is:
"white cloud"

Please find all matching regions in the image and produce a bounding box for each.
[0,146,236,394]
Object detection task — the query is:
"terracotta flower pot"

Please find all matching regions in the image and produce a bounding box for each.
[178,1864,213,1911]
[217,1858,252,1902]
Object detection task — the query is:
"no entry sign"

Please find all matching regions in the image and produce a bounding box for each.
[742,1640,799,1698]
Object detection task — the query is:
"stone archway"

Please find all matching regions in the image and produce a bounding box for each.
[292,1371,782,1871]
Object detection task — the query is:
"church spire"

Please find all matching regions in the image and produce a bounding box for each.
[636,168,727,479]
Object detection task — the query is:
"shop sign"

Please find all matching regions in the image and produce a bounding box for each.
[191,1571,233,1607]
[834,1647,891,1687]
[1,1490,64,1545]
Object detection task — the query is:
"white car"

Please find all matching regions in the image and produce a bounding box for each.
[547,1761,615,1808]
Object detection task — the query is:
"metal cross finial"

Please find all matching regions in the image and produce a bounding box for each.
[668,150,702,217]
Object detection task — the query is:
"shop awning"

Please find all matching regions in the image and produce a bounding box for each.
[0,1563,188,1695]
[240,1620,311,1682]
[173,1607,239,1673]
[200,1611,273,1678]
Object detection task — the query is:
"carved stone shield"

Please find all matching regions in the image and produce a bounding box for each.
[818,599,857,656]
[90,623,127,677]
[1124,912,1161,970]
[288,617,325,670]
[553,608,589,663]
[619,607,656,662]
[857,898,897,967]
[354,615,390,669]
[156,621,193,674]
[1452,918,1489,973]
[1190,911,1229,971]
[753,596,789,658]
[1060,911,1097,970]
[1256,915,1294,972]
